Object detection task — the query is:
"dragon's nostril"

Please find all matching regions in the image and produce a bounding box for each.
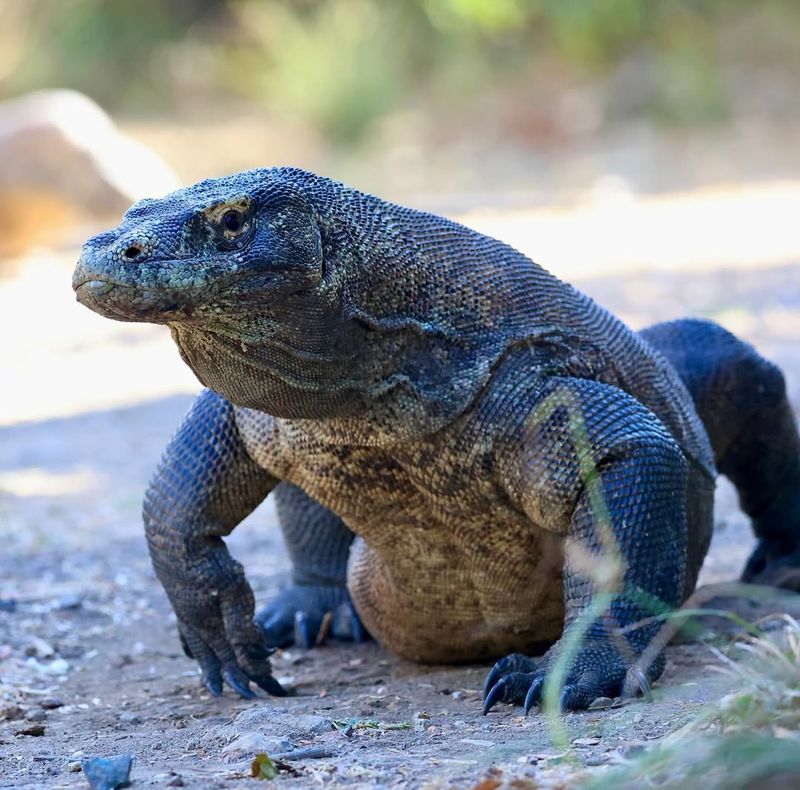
[123,244,142,260]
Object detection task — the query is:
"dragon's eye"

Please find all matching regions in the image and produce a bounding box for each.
[222,209,244,233]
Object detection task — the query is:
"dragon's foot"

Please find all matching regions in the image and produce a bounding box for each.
[742,538,800,591]
[256,584,369,649]
[743,476,800,591]
[482,641,662,715]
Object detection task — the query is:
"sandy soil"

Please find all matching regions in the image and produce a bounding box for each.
[1,222,799,788]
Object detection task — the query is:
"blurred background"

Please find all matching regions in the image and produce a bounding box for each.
[5,0,800,184]
[1,0,799,557]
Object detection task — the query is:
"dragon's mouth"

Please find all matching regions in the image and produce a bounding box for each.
[73,278,117,296]
[73,274,191,324]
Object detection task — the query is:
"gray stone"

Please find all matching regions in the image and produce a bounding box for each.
[221,731,293,762]
[0,702,24,721]
[81,755,133,790]
[212,706,332,748]
[588,696,614,710]
[55,593,82,610]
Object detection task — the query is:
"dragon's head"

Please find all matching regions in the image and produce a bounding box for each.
[73,168,325,326]
[73,168,378,418]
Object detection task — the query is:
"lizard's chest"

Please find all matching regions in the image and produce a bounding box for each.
[234,407,526,540]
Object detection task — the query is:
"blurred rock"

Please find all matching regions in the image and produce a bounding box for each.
[15,723,45,736]
[0,90,179,259]
[213,707,332,746]
[26,656,70,675]
[54,593,82,610]
[0,702,24,721]
[221,731,293,762]
[24,636,55,658]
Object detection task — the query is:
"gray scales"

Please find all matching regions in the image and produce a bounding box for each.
[73,168,800,713]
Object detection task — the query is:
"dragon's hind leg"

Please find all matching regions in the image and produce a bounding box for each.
[256,483,369,647]
[641,318,800,589]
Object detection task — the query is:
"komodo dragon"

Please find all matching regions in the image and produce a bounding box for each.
[72,168,800,713]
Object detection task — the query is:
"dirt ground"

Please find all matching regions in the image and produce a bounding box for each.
[1,213,800,788]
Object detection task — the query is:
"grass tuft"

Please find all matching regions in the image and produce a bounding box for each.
[587,614,800,789]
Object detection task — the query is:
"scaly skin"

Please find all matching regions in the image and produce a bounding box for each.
[73,168,800,711]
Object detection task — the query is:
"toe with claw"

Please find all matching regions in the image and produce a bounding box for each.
[482,639,663,715]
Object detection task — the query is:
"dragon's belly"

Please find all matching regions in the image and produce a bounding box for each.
[345,513,566,664]
[242,413,568,662]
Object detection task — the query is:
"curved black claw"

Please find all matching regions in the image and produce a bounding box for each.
[523,677,544,715]
[202,671,223,697]
[178,618,285,700]
[254,673,288,697]
[222,664,255,699]
[623,666,653,702]
[482,678,508,716]
[482,672,536,715]
[482,653,538,701]
[558,684,596,712]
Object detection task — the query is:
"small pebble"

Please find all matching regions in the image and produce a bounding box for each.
[25,709,47,722]
[40,697,64,710]
[67,761,82,772]
[588,697,614,710]
[0,703,24,721]
[460,738,495,747]
[15,723,45,736]
[24,637,55,658]
[27,657,70,675]
[55,593,83,610]
[167,777,185,787]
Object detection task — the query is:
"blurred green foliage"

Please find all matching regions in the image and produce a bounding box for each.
[2,0,800,142]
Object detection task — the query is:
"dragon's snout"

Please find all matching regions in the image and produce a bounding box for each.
[72,251,116,305]
[72,250,193,324]
[73,277,116,297]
